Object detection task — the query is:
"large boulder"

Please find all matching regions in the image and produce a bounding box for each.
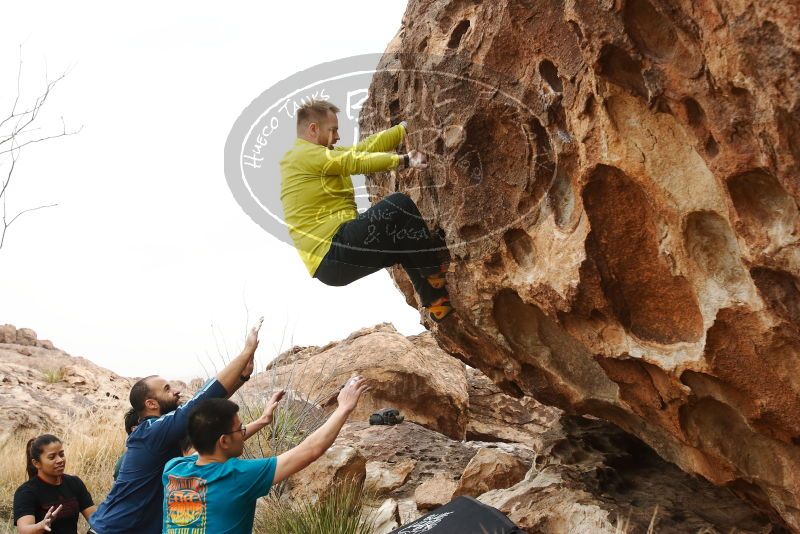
[363,0,800,528]
[453,448,529,499]
[366,458,417,494]
[285,444,367,501]
[265,324,469,440]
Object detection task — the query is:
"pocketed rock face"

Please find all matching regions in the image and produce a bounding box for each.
[361,1,800,529]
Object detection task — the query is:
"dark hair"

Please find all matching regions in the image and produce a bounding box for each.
[188,399,239,455]
[26,434,62,479]
[124,408,139,435]
[178,435,193,455]
[129,375,156,416]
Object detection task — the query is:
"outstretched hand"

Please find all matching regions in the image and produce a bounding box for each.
[40,504,62,532]
[241,317,264,378]
[258,390,286,425]
[244,317,264,355]
[337,376,371,413]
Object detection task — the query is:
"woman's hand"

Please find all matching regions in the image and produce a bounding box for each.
[39,505,62,532]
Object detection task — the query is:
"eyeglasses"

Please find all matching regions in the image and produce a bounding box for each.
[222,423,246,437]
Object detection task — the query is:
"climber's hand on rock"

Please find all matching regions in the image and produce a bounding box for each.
[408,150,428,169]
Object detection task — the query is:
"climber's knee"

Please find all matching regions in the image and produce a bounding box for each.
[385,192,416,212]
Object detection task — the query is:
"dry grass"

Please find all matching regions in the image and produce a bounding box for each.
[254,478,378,534]
[0,409,126,534]
[41,367,65,384]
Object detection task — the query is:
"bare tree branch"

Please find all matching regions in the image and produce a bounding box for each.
[0,202,58,250]
[0,47,79,252]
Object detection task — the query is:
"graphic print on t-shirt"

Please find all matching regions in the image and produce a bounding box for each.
[166,475,207,533]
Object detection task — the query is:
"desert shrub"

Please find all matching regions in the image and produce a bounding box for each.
[41,367,65,384]
[254,478,377,534]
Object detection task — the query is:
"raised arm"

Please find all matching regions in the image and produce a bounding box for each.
[272,377,370,484]
[244,390,286,440]
[216,317,264,395]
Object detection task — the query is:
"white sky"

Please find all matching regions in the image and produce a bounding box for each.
[0,1,424,380]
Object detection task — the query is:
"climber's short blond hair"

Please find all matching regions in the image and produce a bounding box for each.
[296,100,340,132]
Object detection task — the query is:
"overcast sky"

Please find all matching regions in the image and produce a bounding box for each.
[0,1,423,380]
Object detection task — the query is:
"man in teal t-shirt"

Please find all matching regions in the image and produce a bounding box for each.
[162,377,371,534]
[163,453,276,533]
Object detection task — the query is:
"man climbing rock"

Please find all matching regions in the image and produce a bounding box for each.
[279,99,452,320]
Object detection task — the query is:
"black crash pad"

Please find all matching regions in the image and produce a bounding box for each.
[389,496,524,534]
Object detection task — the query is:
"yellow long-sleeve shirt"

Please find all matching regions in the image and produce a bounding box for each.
[279,124,406,275]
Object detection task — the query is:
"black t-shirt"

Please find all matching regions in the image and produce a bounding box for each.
[13,474,94,534]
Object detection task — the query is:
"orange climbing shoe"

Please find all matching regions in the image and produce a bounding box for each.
[426,264,448,289]
[427,295,453,322]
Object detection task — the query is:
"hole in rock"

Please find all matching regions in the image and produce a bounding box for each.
[678,398,755,471]
[582,165,704,343]
[777,108,800,166]
[682,97,705,127]
[598,45,648,97]
[389,99,401,120]
[727,170,800,249]
[696,308,800,440]
[447,20,471,49]
[504,229,535,267]
[684,211,748,292]
[583,94,596,117]
[568,20,584,41]
[418,37,428,53]
[623,0,677,59]
[547,163,576,229]
[457,110,553,206]
[493,289,618,405]
[704,135,719,157]
[539,60,563,93]
[484,252,504,272]
[459,223,484,242]
[751,267,800,325]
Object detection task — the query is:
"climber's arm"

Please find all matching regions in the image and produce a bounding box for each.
[343,123,406,153]
[320,148,402,176]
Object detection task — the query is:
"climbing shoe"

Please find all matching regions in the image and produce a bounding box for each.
[426,264,448,289]
[427,295,453,322]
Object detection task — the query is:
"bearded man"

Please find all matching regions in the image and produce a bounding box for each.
[89,318,266,534]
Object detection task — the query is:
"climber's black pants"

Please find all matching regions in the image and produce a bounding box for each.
[313,193,447,306]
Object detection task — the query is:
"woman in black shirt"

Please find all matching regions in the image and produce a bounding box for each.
[13,434,96,534]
